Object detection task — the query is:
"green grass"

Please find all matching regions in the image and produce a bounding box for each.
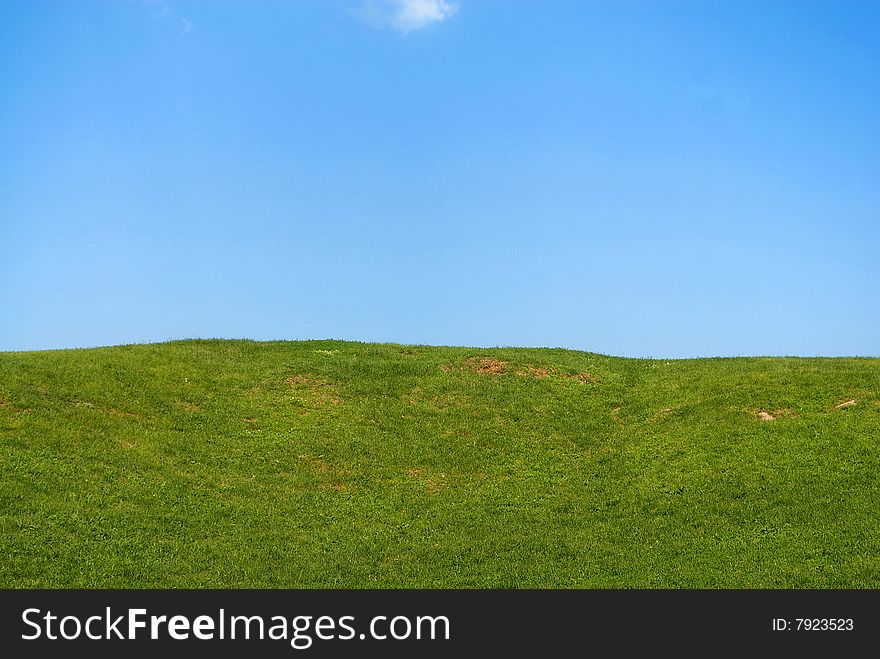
[1,339,878,588]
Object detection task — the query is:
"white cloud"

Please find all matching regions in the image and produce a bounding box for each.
[147,3,194,37]
[353,0,457,34]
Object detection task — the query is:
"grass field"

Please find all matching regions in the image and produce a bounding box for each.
[1,339,877,588]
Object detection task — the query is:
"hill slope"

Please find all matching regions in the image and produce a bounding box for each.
[1,340,878,587]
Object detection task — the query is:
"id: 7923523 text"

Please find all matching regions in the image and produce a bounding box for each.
[771,618,853,631]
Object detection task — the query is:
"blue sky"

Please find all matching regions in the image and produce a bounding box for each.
[1,0,877,357]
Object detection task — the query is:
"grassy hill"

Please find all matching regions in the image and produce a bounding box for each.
[1,339,877,588]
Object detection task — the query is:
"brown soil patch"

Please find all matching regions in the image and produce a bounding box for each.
[516,365,550,379]
[176,400,200,413]
[464,357,508,374]
[442,357,509,374]
[751,408,797,421]
[834,399,857,410]
[299,454,331,474]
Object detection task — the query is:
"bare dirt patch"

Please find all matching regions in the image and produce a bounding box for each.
[299,455,331,474]
[516,365,550,379]
[466,357,508,374]
[751,408,797,422]
[286,374,327,387]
